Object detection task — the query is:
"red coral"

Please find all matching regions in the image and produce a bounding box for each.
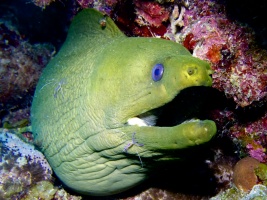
[111,0,168,37]
[183,33,197,51]
[134,0,169,27]
[206,44,223,64]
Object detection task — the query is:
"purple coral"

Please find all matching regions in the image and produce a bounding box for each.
[229,113,267,162]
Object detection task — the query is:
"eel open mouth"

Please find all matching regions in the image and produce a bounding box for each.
[128,86,217,127]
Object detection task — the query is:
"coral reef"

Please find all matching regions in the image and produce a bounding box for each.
[0,21,55,127]
[174,0,267,108]
[0,23,54,106]
[209,104,267,166]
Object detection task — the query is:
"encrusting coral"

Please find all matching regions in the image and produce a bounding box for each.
[233,157,260,192]
[0,129,52,199]
[255,162,267,186]
[0,129,82,199]
[0,23,54,106]
[211,184,267,200]
[0,21,55,127]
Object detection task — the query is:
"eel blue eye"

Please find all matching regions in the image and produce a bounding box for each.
[152,64,164,82]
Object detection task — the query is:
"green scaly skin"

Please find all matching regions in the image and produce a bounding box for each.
[31,9,217,196]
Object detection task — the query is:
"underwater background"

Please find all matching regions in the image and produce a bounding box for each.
[1,0,267,199]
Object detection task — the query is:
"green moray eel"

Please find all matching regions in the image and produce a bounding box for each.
[31,9,217,196]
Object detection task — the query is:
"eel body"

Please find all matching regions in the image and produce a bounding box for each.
[31,9,217,196]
